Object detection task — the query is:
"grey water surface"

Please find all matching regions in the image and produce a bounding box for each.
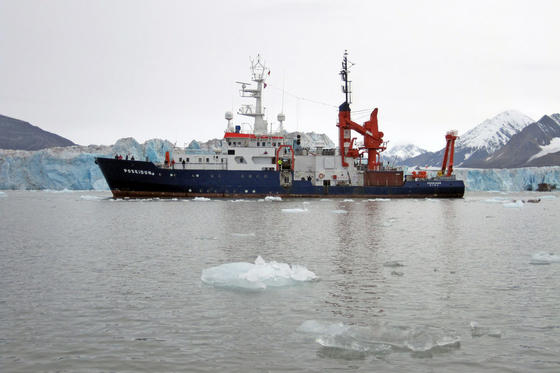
[1,191,559,372]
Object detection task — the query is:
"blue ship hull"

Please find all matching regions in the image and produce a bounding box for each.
[95,157,465,198]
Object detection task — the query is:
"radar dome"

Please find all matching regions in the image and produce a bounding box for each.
[277,113,285,122]
[225,111,233,120]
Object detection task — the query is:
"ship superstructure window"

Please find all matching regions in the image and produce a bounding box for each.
[186,158,190,162]
[198,158,202,163]
[234,156,246,164]
[206,158,209,163]
[228,150,235,155]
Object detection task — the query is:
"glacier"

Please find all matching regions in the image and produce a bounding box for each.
[1,137,559,192]
[0,138,174,190]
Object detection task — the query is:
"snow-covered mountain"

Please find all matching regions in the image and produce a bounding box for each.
[383,143,427,164]
[473,114,560,168]
[458,110,535,160]
[402,110,535,167]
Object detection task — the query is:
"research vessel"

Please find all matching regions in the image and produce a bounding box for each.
[95,52,464,199]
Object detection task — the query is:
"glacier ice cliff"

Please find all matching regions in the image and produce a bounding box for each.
[453,167,560,192]
[1,137,559,191]
[0,138,174,190]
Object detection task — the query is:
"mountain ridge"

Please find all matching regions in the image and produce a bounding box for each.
[0,114,75,150]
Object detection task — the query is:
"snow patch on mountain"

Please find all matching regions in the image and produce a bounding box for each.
[528,137,560,162]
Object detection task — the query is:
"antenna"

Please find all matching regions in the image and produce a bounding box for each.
[340,50,352,105]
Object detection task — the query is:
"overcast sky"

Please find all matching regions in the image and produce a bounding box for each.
[1,0,559,151]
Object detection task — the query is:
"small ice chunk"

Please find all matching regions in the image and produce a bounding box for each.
[331,209,348,214]
[298,320,460,355]
[264,196,282,201]
[368,198,390,202]
[0,191,7,198]
[470,321,502,338]
[530,252,560,265]
[193,197,211,201]
[281,208,308,213]
[343,199,354,202]
[201,256,317,290]
[503,200,524,208]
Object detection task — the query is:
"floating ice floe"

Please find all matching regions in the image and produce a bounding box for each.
[343,199,354,202]
[43,188,75,193]
[530,252,560,265]
[201,256,318,290]
[331,209,348,214]
[264,196,282,201]
[0,191,7,198]
[470,321,502,338]
[230,232,256,237]
[539,195,557,200]
[193,197,211,201]
[503,200,524,208]
[80,194,104,200]
[383,260,404,267]
[368,198,390,202]
[281,207,308,213]
[297,320,460,356]
[484,196,512,203]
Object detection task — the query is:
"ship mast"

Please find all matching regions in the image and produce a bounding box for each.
[237,55,269,135]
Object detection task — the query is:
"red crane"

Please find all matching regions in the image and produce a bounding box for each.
[338,105,386,170]
[337,51,386,170]
[440,130,458,176]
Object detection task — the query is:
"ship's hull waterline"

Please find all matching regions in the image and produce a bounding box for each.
[96,158,465,199]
